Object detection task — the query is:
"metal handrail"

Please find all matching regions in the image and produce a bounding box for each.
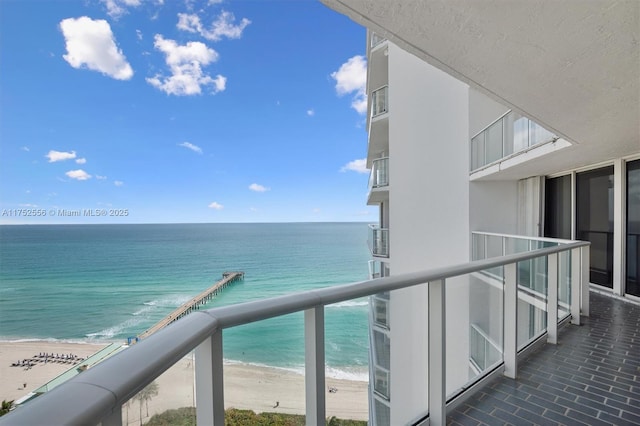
[471,231,575,245]
[1,241,590,426]
[470,109,512,141]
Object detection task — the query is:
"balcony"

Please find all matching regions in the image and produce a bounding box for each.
[470,110,561,173]
[1,237,594,426]
[370,86,388,119]
[368,260,390,280]
[367,157,389,205]
[370,32,386,49]
[368,225,389,258]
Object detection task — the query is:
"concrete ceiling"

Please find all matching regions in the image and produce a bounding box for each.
[322,0,640,176]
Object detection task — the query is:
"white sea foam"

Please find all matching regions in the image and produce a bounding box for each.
[143,295,192,308]
[222,359,369,382]
[86,317,145,339]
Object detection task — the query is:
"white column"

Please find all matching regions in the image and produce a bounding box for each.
[503,263,518,379]
[570,248,582,325]
[428,279,446,426]
[305,306,326,426]
[195,332,224,426]
[547,253,558,344]
[613,159,626,296]
[581,246,591,317]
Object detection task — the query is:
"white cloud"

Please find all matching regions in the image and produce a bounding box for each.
[136,29,143,40]
[249,183,270,192]
[100,0,142,18]
[96,175,108,180]
[114,180,124,186]
[178,141,203,154]
[208,201,224,210]
[75,158,87,164]
[208,0,223,5]
[307,109,315,116]
[60,17,133,80]
[46,150,77,163]
[146,35,225,96]
[21,146,30,152]
[177,11,251,41]
[331,55,367,114]
[341,158,368,174]
[65,169,92,180]
[20,203,38,207]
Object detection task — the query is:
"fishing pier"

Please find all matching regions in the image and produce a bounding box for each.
[136,271,244,340]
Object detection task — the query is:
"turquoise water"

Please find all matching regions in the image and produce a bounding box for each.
[0,223,371,379]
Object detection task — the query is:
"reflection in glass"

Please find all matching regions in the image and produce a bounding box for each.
[577,166,614,288]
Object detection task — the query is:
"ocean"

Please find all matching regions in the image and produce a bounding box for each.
[0,223,371,380]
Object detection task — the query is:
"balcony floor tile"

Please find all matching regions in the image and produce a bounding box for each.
[448,292,640,426]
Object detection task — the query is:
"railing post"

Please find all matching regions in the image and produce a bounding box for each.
[570,248,582,325]
[547,253,558,344]
[195,332,225,426]
[581,245,590,317]
[305,306,325,426]
[101,405,122,426]
[503,263,518,379]
[428,279,446,426]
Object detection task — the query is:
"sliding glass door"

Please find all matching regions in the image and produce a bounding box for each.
[577,167,614,288]
[627,160,640,297]
[544,175,572,240]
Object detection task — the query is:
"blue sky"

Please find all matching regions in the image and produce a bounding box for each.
[0,0,374,224]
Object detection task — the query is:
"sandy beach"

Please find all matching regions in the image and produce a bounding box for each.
[0,341,368,424]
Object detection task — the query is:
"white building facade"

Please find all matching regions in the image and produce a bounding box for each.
[334,1,640,424]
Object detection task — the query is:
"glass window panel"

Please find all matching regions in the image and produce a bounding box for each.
[577,166,614,288]
[544,175,572,240]
[627,160,640,296]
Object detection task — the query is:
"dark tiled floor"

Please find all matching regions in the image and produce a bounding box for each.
[448,292,640,426]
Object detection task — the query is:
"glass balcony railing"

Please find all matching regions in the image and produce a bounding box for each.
[368,157,389,191]
[471,231,583,350]
[371,33,386,48]
[368,225,389,257]
[470,111,558,171]
[371,86,388,118]
[469,323,502,373]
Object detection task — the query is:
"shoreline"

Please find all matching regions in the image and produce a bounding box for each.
[0,341,369,422]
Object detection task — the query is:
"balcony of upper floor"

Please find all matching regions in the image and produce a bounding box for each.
[367,85,389,164]
[469,110,572,181]
[366,32,389,105]
[367,157,389,205]
[369,32,387,51]
[368,260,390,280]
[367,224,389,258]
